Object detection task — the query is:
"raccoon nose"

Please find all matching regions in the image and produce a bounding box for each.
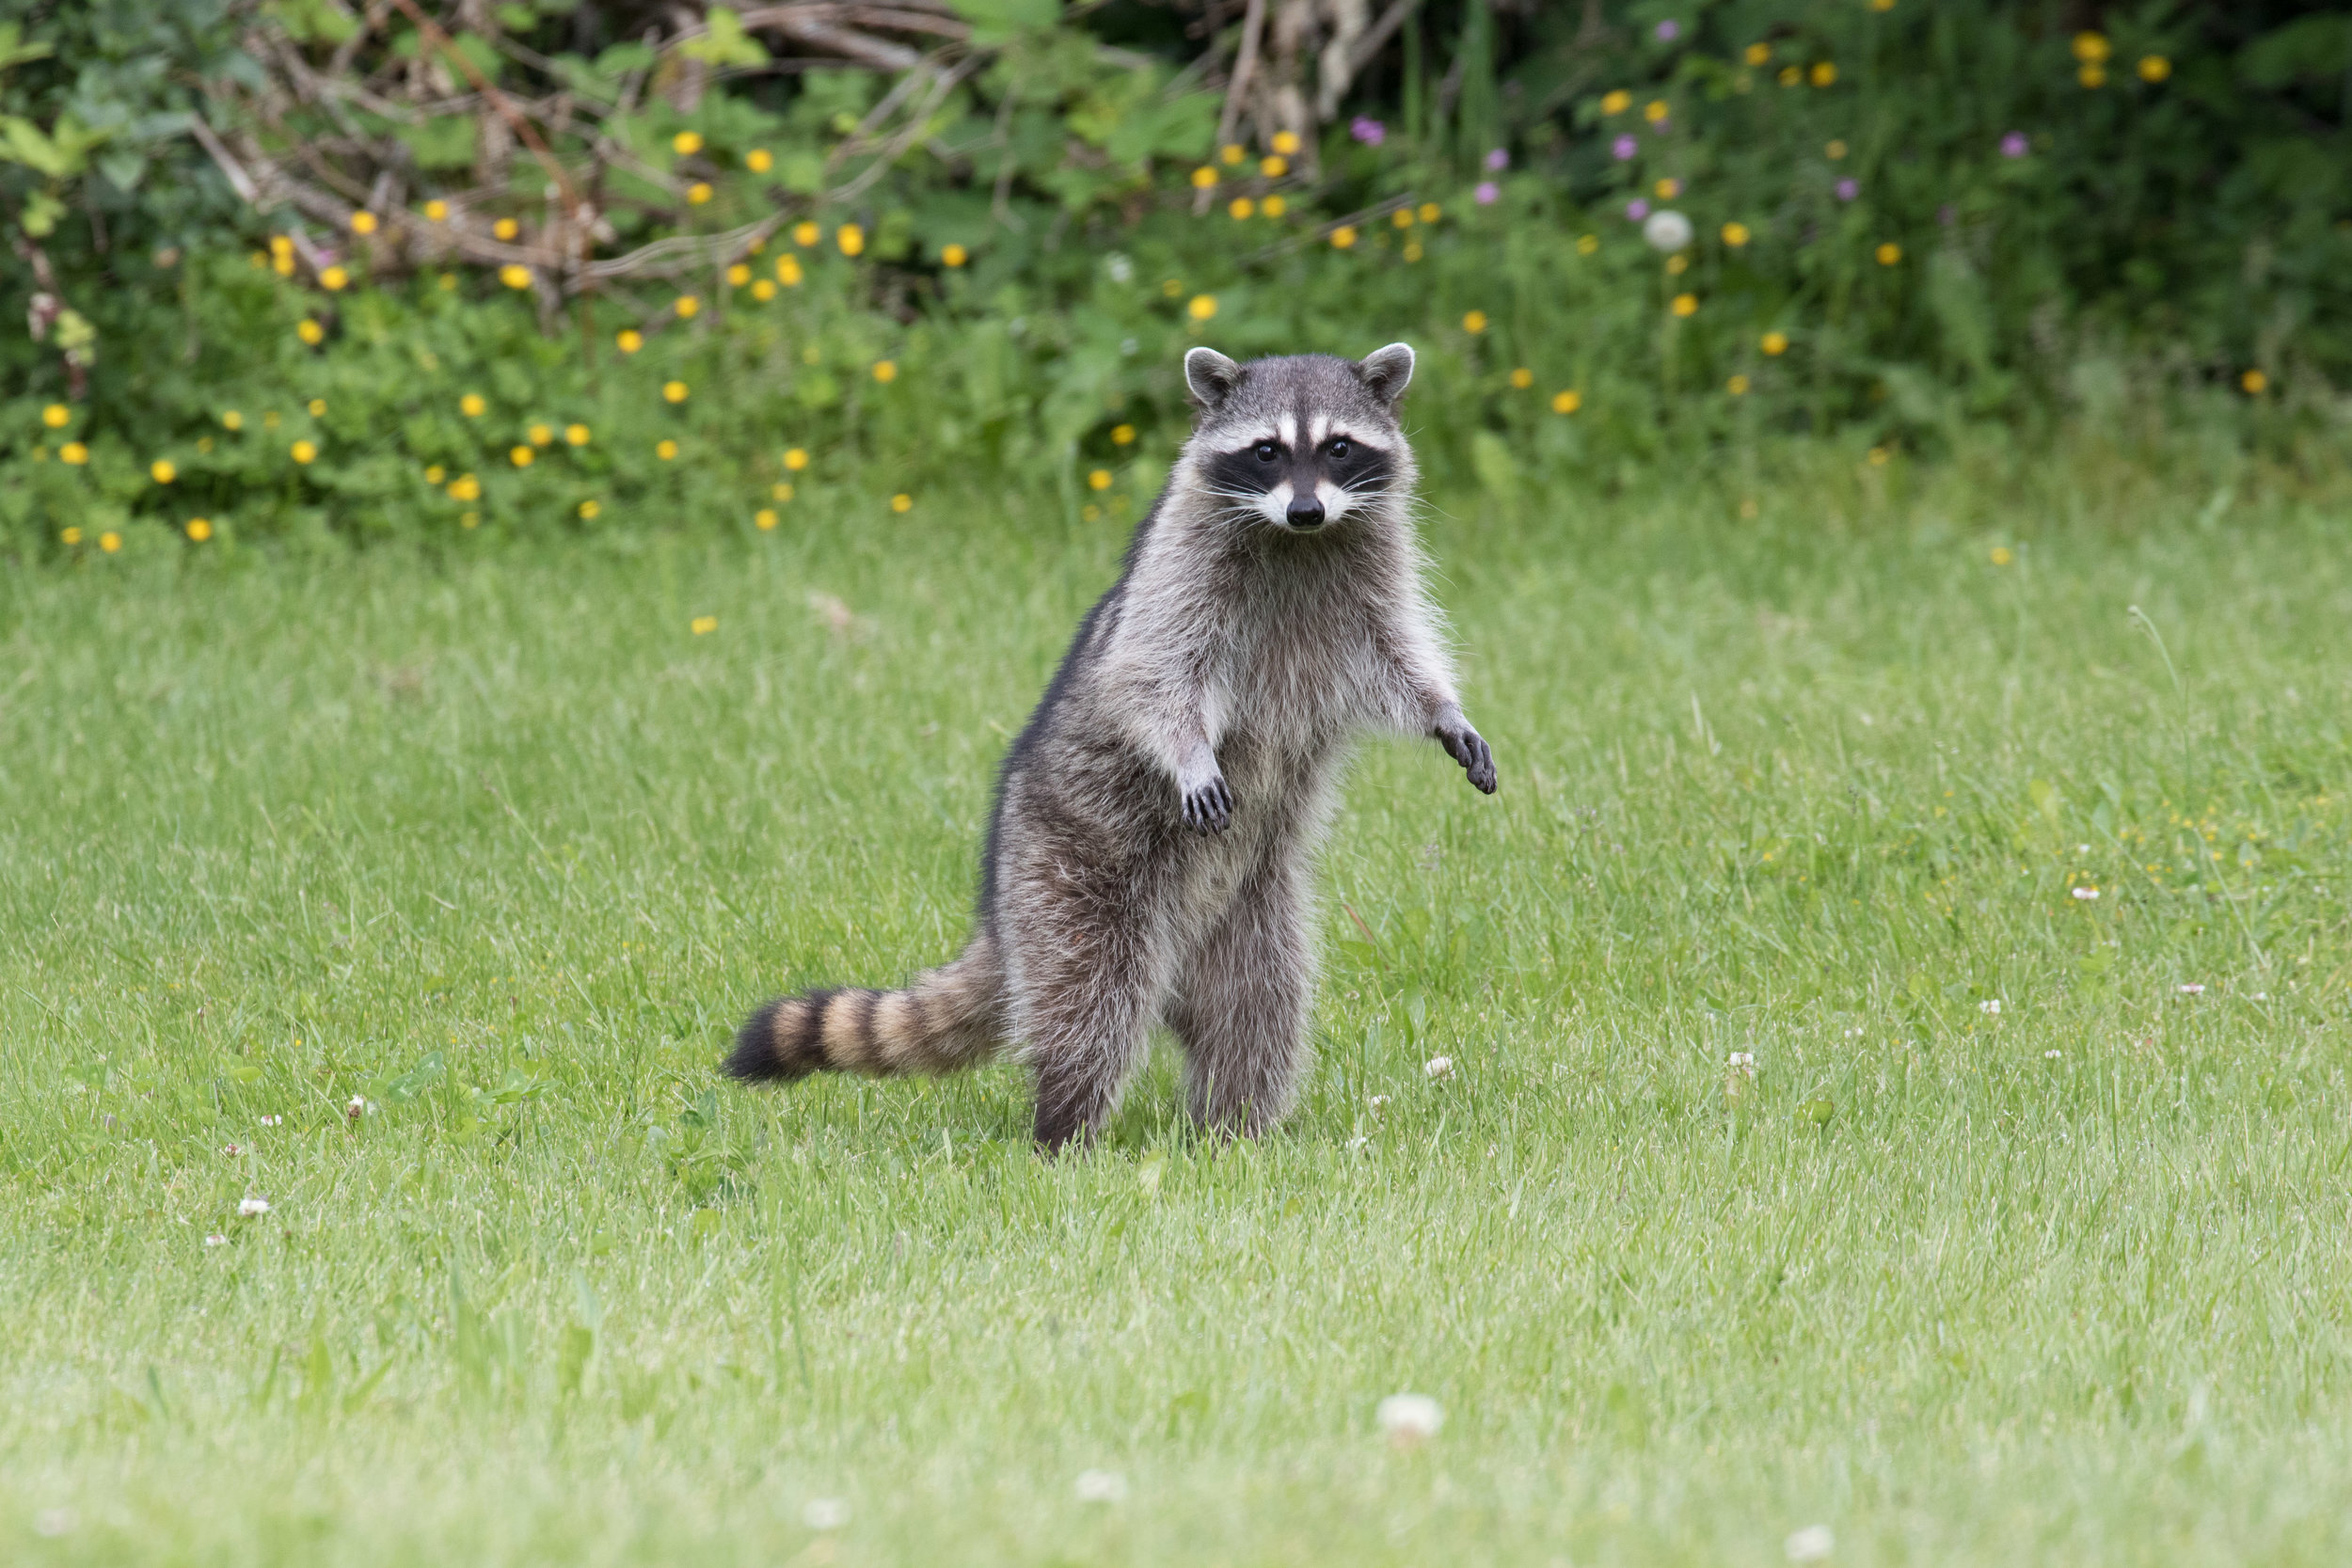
[1286,492,1326,530]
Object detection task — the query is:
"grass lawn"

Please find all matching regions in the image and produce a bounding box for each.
[5,436,2351,1565]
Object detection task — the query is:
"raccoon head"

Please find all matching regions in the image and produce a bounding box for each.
[1183,344,1415,534]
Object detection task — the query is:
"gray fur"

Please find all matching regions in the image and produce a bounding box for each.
[727,344,1497,1148]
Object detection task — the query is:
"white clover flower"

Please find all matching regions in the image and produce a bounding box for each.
[1727,1051,1756,1074]
[1980,999,2002,1015]
[346,1095,371,1118]
[1423,1056,1454,1082]
[2043,1049,2062,1059]
[1642,209,1694,252]
[237,1196,270,1216]
[259,1115,282,1126]
[203,1233,229,1247]
[221,1143,245,1158]
[1104,252,1135,284]
[2178,983,2204,995]
[1376,1392,1443,1442]
[2071,887,2100,900]
[1785,1524,1835,1562]
[1367,1093,1391,1115]
[802,1498,850,1531]
[1074,1469,1128,1503]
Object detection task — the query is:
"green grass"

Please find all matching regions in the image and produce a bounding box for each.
[7,436,2352,1566]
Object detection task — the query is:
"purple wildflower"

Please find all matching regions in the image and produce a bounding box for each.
[1835,178,1859,201]
[2000,131,2028,158]
[1612,135,1638,161]
[1626,198,1650,220]
[1474,181,1499,205]
[1485,147,1510,172]
[1351,117,1387,147]
[1655,20,1681,42]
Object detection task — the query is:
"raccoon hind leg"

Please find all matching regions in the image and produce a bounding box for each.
[1167,846,1312,1136]
[1002,856,1171,1152]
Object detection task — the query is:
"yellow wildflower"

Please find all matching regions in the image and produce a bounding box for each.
[511,445,534,467]
[1551,390,1581,414]
[423,199,448,222]
[1811,61,1836,86]
[307,399,326,417]
[942,244,968,267]
[529,423,553,447]
[100,531,121,553]
[674,131,704,155]
[1762,331,1789,355]
[836,224,865,257]
[663,380,689,404]
[1418,202,1440,224]
[691,614,717,635]
[297,318,324,346]
[1990,546,2014,565]
[1111,424,1136,446]
[566,424,590,446]
[675,294,700,319]
[1779,65,1802,87]
[425,466,446,483]
[1671,293,1698,317]
[2072,32,2110,63]
[41,404,69,428]
[1826,139,1848,160]
[1576,233,1598,255]
[61,527,81,543]
[1260,155,1288,178]
[746,148,773,172]
[1462,309,1487,333]
[1331,226,1358,249]
[792,220,819,246]
[1655,177,1681,198]
[1191,166,1218,189]
[222,410,243,430]
[1509,367,1534,389]
[772,483,794,501]
[1727,374,1750,395]
[1665,254,1688,276]
[784,448,809,470]
[579,499,601,520]
[616,329,644,353]
[726,262,752,287]
[752,279,776,300]
[351,212,378,235]
[1393,209,1415,229]
[461,392,486,417]
[151,459,176,484]
[1088,468,1112,491]
[687,182,713,205]
[186,518,213,542]
[1271,131,1300,155]
[320,265,349,291]
[2080,63,2106,87]
[657,439,678,460]
[500,264,531,290]
[1187,294,1216,322]
[1722,221,1751,246]
[2241,370,2266,394]
[494,217,519,241]
[60,442,88,465]
[1867,447,1890,466]
[776,256,803,286]
[1229,198,1256,220]
[460,512,479,529]
[1262,195,1286,218]
[1601,89,1630,115]
[1220,144,1245,165]
[889,493,913,513]
[873,360,898,383]
[755,509,778,531]
[1743,43,1771,66]
[1645,100,1669,122]
[291,440,317,464]
[1876,242,1902,265]
[2138,55,2170,83]
[448,474,480,501]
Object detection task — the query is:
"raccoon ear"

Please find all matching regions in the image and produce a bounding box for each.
[1359,342,1415,407]
[1184,347,1244,410]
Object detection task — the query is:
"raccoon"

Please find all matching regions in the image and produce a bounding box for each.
[725,342,1497,1148]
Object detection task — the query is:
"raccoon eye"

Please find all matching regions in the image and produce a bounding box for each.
[1328,437,1352,459]
[1253,440,1279,463]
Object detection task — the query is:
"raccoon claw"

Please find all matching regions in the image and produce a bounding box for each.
[1182,775,1234,833]
[1438,722,1498,795]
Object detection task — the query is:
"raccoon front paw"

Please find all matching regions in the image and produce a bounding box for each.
[1182,774,1234,833]
[1437,721,1498,795]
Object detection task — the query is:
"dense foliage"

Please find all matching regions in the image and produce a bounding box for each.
[2,1,2346,549]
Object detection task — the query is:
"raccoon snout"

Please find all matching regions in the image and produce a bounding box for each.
[1285,493,1327,531]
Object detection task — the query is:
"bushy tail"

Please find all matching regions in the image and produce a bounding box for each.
[725,932,1005,1083]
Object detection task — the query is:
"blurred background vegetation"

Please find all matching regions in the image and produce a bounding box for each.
[2,0,2346,550]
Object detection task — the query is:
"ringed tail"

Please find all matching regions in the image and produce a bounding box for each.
[725,932,1004,1082]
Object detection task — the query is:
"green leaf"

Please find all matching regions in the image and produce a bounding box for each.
[0,22,56,72]
[678,8,768,69]
[398,117,477,171]
[948,0,1060,48]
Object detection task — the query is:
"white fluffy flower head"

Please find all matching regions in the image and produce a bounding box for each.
[1643,209,1694,252]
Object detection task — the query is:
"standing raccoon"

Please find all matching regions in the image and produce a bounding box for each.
[725,342,1497,1148]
